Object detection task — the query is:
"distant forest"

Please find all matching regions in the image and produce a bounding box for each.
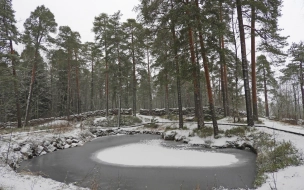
[1,0,303,132]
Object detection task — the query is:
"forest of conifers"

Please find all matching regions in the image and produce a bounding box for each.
[0,0,303,132]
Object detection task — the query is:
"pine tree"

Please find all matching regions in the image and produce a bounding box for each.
[236,0,254,126]
[23,5,57,126]
[0,0,22,127]
[256,55,277,117]
[123,19,145,116]
[93,13,110,116]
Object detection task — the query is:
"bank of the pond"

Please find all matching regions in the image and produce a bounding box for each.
[19,134,257,190]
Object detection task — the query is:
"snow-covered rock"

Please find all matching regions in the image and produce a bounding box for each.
[43,140,50,146]
[66,139,72,144]
[12,144,21,151]
[64,144,71,149]
[163,131,176,140]
[71,143,78,147]
[20,144,32,158]
[46,145,56,152]
[174,134,186,141]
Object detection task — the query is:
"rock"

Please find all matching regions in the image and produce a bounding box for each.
[12,144,21,151]
[40,151,47,156]
[163,131,176,140]
[34,145,45,156]
[46,145,56,152]
[71,143,78,147]
[174,134,186,141]
[43,140,50,146]
[66,139,73,144]
[72,139,79,143]
[183,138,190,144]
[20,144,33,158]
[64,144,71,149]
[78,141,84,146]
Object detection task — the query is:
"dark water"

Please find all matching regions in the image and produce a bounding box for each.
[19,134,256,190]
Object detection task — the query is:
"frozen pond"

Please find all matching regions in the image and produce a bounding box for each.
[94,139,238,167]
[19,134,256,189]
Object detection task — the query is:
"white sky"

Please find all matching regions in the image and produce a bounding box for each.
[12,0,304,51]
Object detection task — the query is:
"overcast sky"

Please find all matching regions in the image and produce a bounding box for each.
[12,0,304,49]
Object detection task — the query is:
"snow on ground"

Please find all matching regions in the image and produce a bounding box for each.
[0,161,88,190]
[255,119,304,190]
[38,120,69,127]
[94,139,238,167]
[93,117,107,124]
[1,115,304,190]
[260,118,304,135]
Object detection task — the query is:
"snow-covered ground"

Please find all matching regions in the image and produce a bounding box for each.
[1,115,304,190]
[255,119,304,190]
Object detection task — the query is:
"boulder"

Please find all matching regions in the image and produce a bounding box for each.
[66,139,73,144]
[43,140,50,147]
[71,143,78,147]
[174,134,186,141]
[12,144,21,151]
[163,131,176,140]
[20,144,33,158]
[46,144,56,152]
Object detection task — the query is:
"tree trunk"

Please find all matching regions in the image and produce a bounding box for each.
[74,50,81,114]
[147,42,153,115]
[24,48,39,127]
[236,0,254,126]
[219,1,229,116]
[293,84,298,121]
[91,55,94,110]
[231,10,240,122]
[186,0,204,129]
[170,0,183,128]
[131,30,137,116]
[165,72,170,114]
[104,18,109,117]
[251,4,258,121]
[9,40,22,128]
[263,65,269,117]
[195,0,218,135]
[300,61,304,118]
[67,49,71,120]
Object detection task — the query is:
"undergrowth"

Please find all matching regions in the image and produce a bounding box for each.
[253,132,302,187]
[193,127,224,138]
[160,114,179,121]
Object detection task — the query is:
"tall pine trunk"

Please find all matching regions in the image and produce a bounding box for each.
[91,55,94,110]
[10,40,22,128]
[251,4,258,121]
[146,42,153,115]
[24,47,39,127]
[219,1,229,116]
[186,0,204,129]
[74,50,81,114]
[263,65,269,117]
[195,0,218,135]
[231,10,240,122]
[104,18,109,117]
[131,29,137,116]
[170,0,183,128]
[300,60,304,118]
[236,0,254,126]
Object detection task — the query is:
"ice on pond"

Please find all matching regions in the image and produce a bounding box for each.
[94,140,238,167]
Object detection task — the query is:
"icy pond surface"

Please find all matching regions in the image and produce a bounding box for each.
[19,134,256,190]
[94,139,238,167]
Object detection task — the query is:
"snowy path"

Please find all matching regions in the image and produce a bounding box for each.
[255,118,304,190]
